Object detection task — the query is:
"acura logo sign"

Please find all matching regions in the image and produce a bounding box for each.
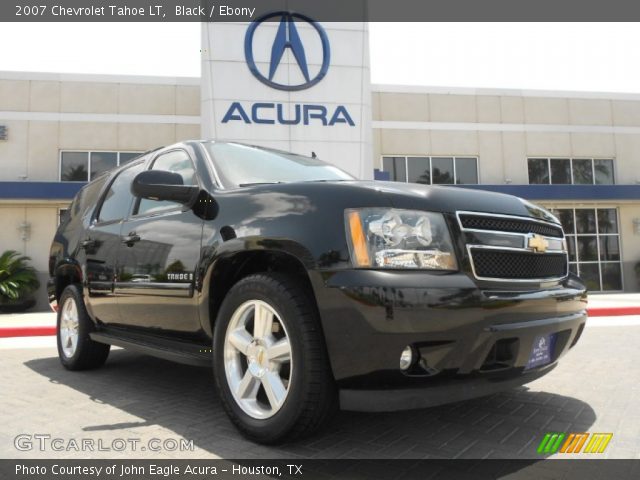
[244,11,331,91]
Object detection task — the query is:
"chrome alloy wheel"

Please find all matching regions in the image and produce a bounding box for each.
[223,300,293,419]
[59,297,80,358]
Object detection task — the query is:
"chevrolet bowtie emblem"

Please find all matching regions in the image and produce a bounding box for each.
[528,234,549,253]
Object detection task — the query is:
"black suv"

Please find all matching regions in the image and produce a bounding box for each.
[48,141,587,443]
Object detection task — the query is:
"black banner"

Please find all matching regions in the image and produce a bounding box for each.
[4,0,640,22]
[2,459,640,480]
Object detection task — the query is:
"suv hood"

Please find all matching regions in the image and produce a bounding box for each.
[339,180,559,224]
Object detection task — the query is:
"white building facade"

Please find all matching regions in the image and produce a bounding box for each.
[2,19,640,309]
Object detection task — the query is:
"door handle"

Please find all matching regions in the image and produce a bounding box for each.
[81,238,96,249]
[121,233,141,245]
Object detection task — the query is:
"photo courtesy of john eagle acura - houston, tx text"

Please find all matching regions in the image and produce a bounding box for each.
[48,140,587,444]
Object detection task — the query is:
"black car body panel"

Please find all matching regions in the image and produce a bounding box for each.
[49,140,587,412]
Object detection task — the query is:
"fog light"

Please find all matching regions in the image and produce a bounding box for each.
[399,346,414,371]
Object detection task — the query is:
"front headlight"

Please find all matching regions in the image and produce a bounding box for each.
[345,208,458,270]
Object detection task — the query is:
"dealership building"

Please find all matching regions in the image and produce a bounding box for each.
[2,19,640,308]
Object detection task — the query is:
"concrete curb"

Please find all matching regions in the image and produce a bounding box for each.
[0,326,56,338]
[587,306,640,317]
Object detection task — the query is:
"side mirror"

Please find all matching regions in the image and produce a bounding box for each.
[131,170,199,206]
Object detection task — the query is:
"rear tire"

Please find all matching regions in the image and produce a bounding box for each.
[57,284,110,371]
[213,273,337,444]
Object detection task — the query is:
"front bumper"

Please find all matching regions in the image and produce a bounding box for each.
[311,270,587,411]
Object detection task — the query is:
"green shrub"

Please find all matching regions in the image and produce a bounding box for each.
[0,250,40,305]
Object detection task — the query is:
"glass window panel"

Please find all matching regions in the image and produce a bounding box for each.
[152,150,197,185]
[407,157,430,184]
[455,157,478,184]
[572,159,594,184]
[90,152,118,181]
[119,152,140,165]
[569,263,578,275]
[58,209,69,225]
[594,159,614,185]
[566,236,576,262]
[382,156,406,182]
[575,209,596,233]
[431,157,454,184]
[138,150,197,215]
[555,209,575,234]
[578,263,601,291]
[601,263,622,291]
[599,236,620,261]
[577,236,598,261]
[98,164,142,223]
[60,152,88,181]
[550,159,571,184]
[597,209,618,233]
[527,158,549,184]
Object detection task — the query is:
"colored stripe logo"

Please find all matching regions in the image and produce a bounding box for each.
[537,432,613,454]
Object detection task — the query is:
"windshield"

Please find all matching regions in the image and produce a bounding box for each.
[203,142,354,188]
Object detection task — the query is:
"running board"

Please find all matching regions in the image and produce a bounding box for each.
[90,330,212,367]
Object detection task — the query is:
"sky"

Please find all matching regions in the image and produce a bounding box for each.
[1,22,640,93]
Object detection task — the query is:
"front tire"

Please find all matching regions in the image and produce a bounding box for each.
[213,273,337,444]
[57,284,110,370]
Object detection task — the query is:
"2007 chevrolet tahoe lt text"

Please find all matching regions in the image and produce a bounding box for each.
[48,141,587,443]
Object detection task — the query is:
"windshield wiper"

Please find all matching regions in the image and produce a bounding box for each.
[302,179,352,183]
[238,181,284,187]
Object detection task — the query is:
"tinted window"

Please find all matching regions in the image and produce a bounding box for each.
[579,263,600,291]
[407,157,430,184]
[556,209,575,234]
[597,209,618,234]
[550,159,571,184]
[572,159,593,184]
[206,143,354,188]
[600,236,620,261]
[97,163,143,223]
[551,207,622,291]
[575,209,596,234]
[594,159,614,184]
[119,152,140,165]
[90,152,118,181]
[431,157,454,184]
[137,150,198,216]
[528,158,549,184]
[61,152,88,181]
[601,263,622,290]
[383,156,407,182]
[75,177,107,219]
[455,157,478,184]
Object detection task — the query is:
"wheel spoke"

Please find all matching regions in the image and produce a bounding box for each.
[236,370,260,399]
[227,328,253,355]
[253,303,273,339]
[59,297,80,358]
[261,371,287,410]
[267,337,291,363]
[65,300,74,319]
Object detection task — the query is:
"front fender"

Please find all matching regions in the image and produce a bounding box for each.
[196,237,317,338]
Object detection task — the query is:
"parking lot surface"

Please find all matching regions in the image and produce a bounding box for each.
[1,321,638,460]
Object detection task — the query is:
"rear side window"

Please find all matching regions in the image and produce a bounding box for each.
[136,150,198,216]
[69,176,107,221]
[96,163,143,223]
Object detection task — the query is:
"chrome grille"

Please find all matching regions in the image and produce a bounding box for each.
[469,249,567,280]
[457,211,568,282]
[459,214,563,238]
